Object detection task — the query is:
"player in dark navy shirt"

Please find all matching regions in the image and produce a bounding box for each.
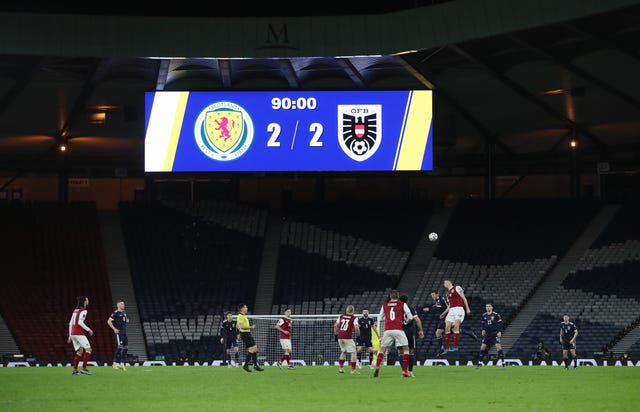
[399,295,424,376]
[560,313,579,369]
[356,309,378,369]
[220,311,240,367]
[107,299,129,370]
[423,289,477,356]
[476,303,505,368]
[423,290,447,354]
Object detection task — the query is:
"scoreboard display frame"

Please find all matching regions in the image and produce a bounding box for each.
[144,90,433,173]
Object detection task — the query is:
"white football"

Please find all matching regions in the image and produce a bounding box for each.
[428,232,438,242]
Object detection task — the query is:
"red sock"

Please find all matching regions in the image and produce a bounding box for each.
[445,333,451,348]
[82,351,91,369]
[375,352,384,368]
[453,332,460,348]
[73,353,81,371]
[350,361,356,371]
[402,353,410,372]
[339,359,345,368]
[284,354,290,366]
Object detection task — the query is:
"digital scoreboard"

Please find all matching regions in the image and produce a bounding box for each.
[144,90,432,172]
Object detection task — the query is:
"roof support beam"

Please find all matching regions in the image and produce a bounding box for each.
[508,33,640,111]
[155,59,170,90]
[448,43,608,151]
[563,22,640,62]
[337,58,365,88]
[0,58,41,117]
[402,54,514,156]
[217,59,232,89]
[57,59,103,140]
[279,59,300,89]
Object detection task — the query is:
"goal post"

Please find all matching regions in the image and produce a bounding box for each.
[237,314,382,367]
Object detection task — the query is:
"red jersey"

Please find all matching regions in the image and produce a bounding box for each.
[379,300,412,330]
[336,313,357,339]
[276,316,292,339]
[447,285,465,308]
[69,307,88,335]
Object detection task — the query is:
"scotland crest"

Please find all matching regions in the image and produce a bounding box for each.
[337,104,381,162]
[194,101,254,161]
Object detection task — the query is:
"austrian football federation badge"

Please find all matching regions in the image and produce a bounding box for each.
[337,104,381,162]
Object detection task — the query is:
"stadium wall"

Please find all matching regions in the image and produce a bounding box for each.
[0,174,601,209]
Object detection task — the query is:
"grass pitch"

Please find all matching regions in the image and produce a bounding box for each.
[0,364,638,411]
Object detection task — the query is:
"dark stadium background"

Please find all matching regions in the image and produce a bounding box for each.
[0,0,638,367]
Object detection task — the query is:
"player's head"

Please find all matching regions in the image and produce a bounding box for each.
[225,311,233,319]
[362,309,369,317]
[284,307,292,316]
[444,279,453,289]
[399,294,409,303]
[430,289,439,299]
[76,295,88,308]
[485,303,493,312]
[346,305,354,314]
[237,303,248,314]
[563,313,570,322]
[116,299,125,310]
[389,290,400,300]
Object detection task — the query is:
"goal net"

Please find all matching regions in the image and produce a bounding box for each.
[237,314,382,367]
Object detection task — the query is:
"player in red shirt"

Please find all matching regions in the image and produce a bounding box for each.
[334,305,361,374]
[373,290,414,377]
[275,307,295,370]
[441,279,471,353]
[68,295,94,375]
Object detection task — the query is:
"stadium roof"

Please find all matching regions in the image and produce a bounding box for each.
[0,0,638,178]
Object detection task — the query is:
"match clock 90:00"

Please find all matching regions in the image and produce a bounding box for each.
[271,96,318,110]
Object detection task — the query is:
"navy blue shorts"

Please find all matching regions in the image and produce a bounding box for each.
[116,332,128,347]
[356,336,373,348]
[481,333,500,346]
[225,337,238,349]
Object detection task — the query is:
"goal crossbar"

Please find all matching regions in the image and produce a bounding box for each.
[236,314,382,366]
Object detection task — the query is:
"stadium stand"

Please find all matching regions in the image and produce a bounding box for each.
[4,196,639,364]
[508,199,640,358]
[0,201,113,363]
[412,198,602,360]
[119,200,263,362]
[270,201,432,315]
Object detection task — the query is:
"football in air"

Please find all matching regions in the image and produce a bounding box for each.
[428,232,438,242]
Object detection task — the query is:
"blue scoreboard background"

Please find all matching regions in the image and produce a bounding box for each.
[144,90,432,172]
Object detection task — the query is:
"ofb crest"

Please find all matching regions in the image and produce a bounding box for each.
[194,101,254,161]
[337,104,381,162]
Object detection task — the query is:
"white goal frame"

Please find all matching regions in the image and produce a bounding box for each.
[236,314,382,367]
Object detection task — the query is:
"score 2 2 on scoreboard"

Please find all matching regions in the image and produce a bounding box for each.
[144,90,433,172]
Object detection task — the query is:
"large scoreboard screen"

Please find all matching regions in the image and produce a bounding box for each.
[144,90,432,172]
